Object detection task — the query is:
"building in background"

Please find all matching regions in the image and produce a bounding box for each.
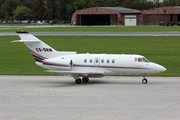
[71,6,180,26]
[71,7,142,26]
[142,6,180,25]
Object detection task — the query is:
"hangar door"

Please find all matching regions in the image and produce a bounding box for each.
[124,15,137,26]
[143,14,170,25]
[78,15,110,25]
[77,14,118,25]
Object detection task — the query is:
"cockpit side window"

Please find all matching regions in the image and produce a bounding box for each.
[138,58,142,62]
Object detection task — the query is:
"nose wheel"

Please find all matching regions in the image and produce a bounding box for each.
[142,75,148,84]
[142,79,148,84]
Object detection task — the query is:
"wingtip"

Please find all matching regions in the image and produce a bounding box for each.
[11,40,21,42]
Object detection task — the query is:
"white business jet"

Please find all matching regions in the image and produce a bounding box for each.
[12,31,166,84]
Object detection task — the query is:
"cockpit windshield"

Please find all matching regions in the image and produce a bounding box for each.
[135,57,150,62]
[142,57,150,62]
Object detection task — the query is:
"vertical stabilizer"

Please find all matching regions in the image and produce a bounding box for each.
[12,31,76,62]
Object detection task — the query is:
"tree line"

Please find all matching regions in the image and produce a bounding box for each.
[0,0,180,22]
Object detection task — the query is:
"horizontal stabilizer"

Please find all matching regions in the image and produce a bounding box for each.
[11,40,40,43]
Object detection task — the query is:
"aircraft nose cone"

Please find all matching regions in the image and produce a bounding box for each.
[161,66,166,72]
[158,65,167,73]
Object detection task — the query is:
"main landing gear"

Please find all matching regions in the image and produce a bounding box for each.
[75,78,81,84]
[75,77,89,84]
[142,74,148,84]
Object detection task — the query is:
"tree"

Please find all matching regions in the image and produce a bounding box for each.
[88,0,106,7]
[1,0,21,19]
[155,2,163,8]
[131,0,141,10]
[21,0,35,8]
[13,6,32,20]
[45,0,56,20]
[66,0,88,20]
[163,0,180,6]
[122,0,133,9]
[106,0,118,7]
[0,0,5,7]
[32,0,46,21]
[144,1,155,10]
[0,0,5,8]
[56,0,73,21]
[115,0,125,6]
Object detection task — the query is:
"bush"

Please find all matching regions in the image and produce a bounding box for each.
[52,19,59,24]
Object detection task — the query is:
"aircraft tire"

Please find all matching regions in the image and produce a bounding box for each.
[142,79,148,84]
[75,78,81,84]
[82,77,89,83]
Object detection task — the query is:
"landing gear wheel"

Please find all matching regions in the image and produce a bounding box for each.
[142,79,148,84]
[75,78,81,84]
[82,77,89,83]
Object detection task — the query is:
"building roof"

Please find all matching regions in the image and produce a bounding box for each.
[99,7,141,13]
[142,6,180,14]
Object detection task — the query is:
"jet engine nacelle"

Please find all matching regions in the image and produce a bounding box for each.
[43,57,72,70]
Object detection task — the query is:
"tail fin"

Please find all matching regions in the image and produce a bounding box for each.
[12,31,76,62]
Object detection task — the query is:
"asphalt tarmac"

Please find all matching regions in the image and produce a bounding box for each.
[0,75,180,120]
[1,32,180,36]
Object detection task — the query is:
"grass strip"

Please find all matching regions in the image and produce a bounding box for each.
[0,26,180,32]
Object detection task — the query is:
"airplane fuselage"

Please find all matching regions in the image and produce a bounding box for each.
[36,54,166,77]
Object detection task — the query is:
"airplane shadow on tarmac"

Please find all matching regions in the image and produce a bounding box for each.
[16,78,167,88]
[37,79,160,88]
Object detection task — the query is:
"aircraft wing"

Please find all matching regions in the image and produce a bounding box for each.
[46,70,104,77]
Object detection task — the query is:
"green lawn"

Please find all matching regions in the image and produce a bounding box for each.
[0,36,179,76]
[0,26,180,32]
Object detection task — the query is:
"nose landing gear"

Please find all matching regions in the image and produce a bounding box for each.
[142,74,148,84]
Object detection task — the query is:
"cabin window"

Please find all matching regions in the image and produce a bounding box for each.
[134,57,137,62]
[101,59,104,63]
[84,59,87,63]
[96,59,98,63]
[138,58,142,62]
[90,59,92,63]
[112,59,115,63]
[107,59,109,63]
